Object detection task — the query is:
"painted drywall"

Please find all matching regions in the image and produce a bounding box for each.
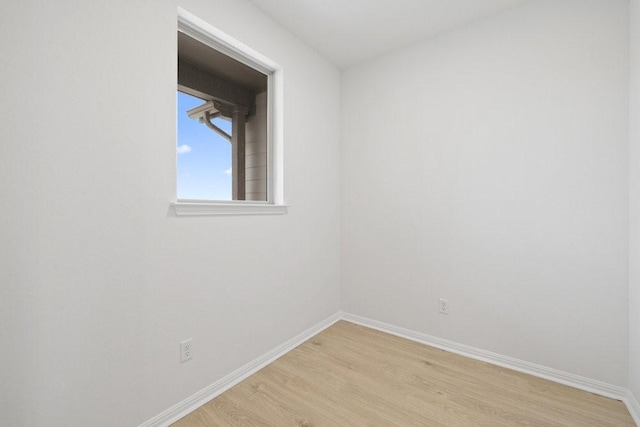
[630,0,640,402]
[342,0,629,386]
[0,0,341,425]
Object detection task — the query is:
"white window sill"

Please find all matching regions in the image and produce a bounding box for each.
[171,201,288,216]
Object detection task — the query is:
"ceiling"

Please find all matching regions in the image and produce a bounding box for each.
[248,0,528,68]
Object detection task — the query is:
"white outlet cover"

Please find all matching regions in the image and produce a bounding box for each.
[180,339,193,363]
[439,298,449,314]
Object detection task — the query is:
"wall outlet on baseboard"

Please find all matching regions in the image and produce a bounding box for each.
[439,298,449,314]
[180,339,193,363]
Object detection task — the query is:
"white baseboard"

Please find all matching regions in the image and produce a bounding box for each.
[626,390,640,426]
[342,312,629,402]
[139,312,342,427]
[140,311,636,427]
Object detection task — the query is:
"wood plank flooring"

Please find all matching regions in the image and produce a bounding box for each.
[173,321,635,426]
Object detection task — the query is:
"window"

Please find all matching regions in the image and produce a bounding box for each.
[177,91,233,200]
[173,9,286,216]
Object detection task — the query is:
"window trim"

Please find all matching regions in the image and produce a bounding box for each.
[172,200,288,216]
[173,8,286,216]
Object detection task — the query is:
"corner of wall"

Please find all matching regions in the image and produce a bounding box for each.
[630,0,640,416]
[626,390,640,426]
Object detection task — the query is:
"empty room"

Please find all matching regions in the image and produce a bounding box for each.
[2,0,640,425]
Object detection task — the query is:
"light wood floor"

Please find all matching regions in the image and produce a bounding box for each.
[173,321,635,426]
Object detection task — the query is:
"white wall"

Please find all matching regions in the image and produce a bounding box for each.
[630,0,640,403]
[0,0,341,425]
[342,0,629,386]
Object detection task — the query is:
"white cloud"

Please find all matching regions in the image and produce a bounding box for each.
[224,167,232,175]
[177,144,192,155]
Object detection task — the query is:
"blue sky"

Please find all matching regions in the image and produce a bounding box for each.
[177,91,233,200]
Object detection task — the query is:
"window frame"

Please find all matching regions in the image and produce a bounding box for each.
[172,8,286,216]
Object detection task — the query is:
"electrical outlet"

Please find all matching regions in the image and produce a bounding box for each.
[180,339,193,363]
[439,298,449,315]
